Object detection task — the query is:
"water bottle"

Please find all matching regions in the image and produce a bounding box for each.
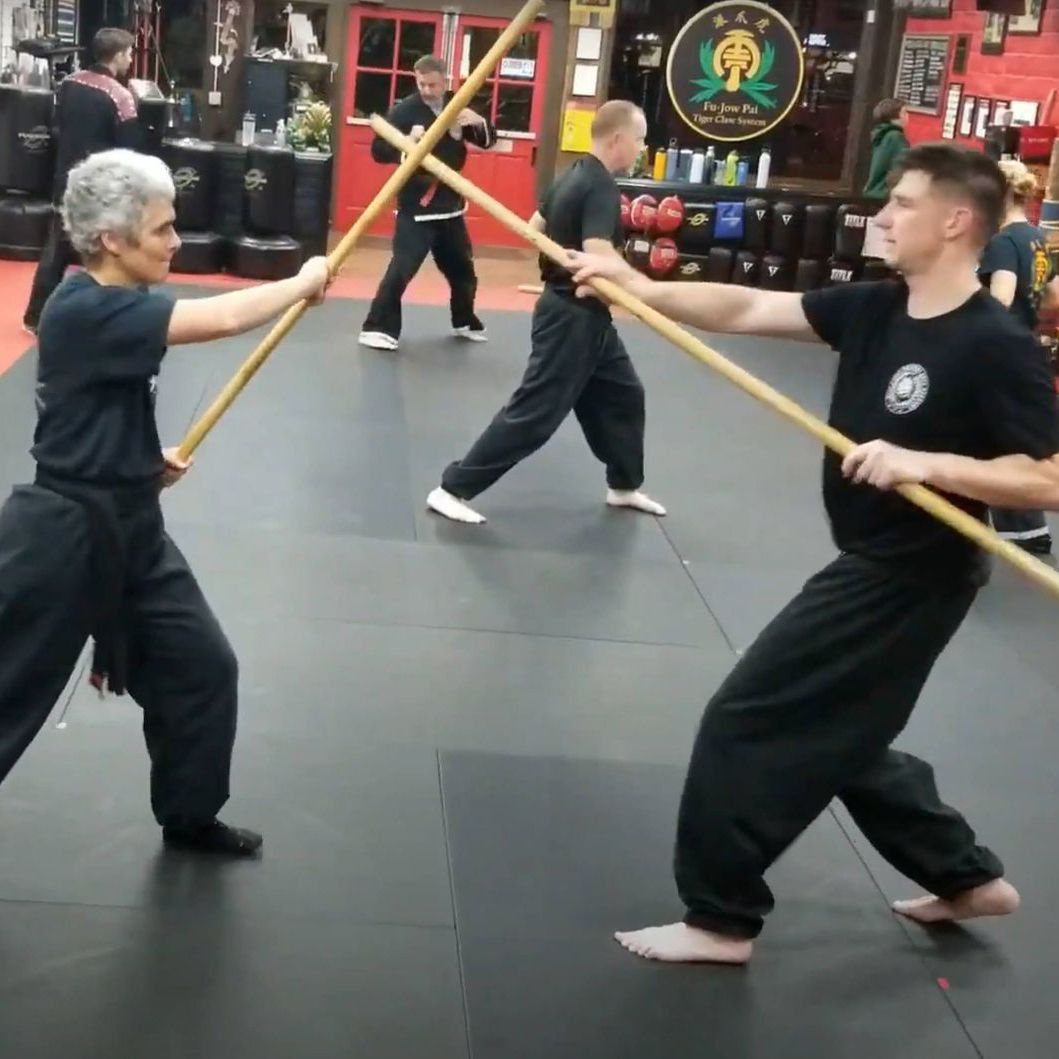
[688,149,706,184]
[755,146,771,189]
[653,148,667,180]
[703,145,715,185]
[713,159,726,184]
[735,157,749,185]
[724,149,739,186]
[664,142,679,181]
[274,118,286,146]
[241,111,256,147]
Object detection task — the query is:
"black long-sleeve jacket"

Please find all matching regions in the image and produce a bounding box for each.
[50,65,142,203]
[371,91,496,221]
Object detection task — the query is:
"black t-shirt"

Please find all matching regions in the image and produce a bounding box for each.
[803,280,1059,576]
[537,155,622,296]
[978,221,1055,331]
[32,271,175,485]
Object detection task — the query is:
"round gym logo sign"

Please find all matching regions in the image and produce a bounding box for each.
[666,1,805,143]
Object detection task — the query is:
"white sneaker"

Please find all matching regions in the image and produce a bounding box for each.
[359,330,399,351]
[427,487,486,524]
[452,326,488,343]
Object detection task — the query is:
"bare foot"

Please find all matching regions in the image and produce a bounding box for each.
[893,878,1020,925]
[427,487,486,525]
[606,488,667,516]
[614,923,752,964]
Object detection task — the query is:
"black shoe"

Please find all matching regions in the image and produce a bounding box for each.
[162,819,263,857]
[1017,535,1052,556]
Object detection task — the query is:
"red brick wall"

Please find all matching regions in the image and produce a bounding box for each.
[903,0,1059,144]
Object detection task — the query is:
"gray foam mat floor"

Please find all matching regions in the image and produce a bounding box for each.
[1,292,1057,1055]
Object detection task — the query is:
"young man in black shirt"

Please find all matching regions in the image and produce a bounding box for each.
[572,143,1059,963]
[0,148,331,856]
[427,99,665,525]
[358,54,496,352]
[23,27,141,334]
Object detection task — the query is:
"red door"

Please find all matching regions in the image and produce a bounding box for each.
[335,7,551,248]
[335,8,444,237]
[451,16,551,248]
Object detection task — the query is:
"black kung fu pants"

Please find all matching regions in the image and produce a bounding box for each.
[441,287,646,500]
[675,552,1004,939]
[0,481,238,828]
[362,212,482,340]
[23,212,79,327]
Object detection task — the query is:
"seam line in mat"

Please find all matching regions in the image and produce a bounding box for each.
[656,519,738,656]
[436,750,475,1059]
[828,806,986,1059]
[266,611,706,651]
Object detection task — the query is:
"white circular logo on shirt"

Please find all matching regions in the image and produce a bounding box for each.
[884,363,929,415]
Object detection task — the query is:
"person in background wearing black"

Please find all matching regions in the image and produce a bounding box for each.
[22,26,141,335]
[572,143,1059,964]
[979,158,1059,555]
[358,54,495,352]
[426,100,665,525]
[0,148,332,856]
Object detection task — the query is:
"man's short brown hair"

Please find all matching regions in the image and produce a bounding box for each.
[92,27,134,64]
[591,100,643,140]
[413,55,446,76]
[873,98,906,123]
[889,142,1007,243]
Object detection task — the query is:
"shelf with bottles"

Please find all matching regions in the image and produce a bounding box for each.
[634,140,772,190]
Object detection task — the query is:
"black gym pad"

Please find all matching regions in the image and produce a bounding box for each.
[230,234,302,279]
[164,138,218,231]
[440,750,982,1059]
[244,144,297,237]
[171,230,225,273]
[0,194,51,260]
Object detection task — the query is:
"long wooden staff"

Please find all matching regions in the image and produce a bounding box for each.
[175,0,545,460]
[371,113,1059,601]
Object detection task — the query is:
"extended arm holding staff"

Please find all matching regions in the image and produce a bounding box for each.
[570,252,814,339]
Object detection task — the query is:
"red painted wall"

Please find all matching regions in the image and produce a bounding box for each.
[903,0,1059,144]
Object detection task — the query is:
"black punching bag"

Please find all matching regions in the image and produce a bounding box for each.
[770,201,804,258]
[680,202,716,254]
[743,198,771,253]
[244,145,296,237]
[803,203,836,260]
[834,204,870,260]
[732,250,759,286]
[794,258,825,292]
[759,253,793,291]
[163,139,217,231]
[706,246,734,283]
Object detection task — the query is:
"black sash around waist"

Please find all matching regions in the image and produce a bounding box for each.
[33,467,159,696]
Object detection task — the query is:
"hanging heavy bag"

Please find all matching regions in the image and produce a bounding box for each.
[163,138,217,232]
[743,197,771,253]
[770,201,804,258]
[244,144,296,237]
[803,203,836,260]
[680,201,716,254]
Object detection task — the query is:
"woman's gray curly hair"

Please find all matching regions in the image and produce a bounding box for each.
[61,148,174,260]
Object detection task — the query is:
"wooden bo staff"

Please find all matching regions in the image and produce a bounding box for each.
[371,113,1059,602]
[175,0,546,461]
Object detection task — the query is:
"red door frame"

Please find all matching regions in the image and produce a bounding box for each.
[335,7,552,248]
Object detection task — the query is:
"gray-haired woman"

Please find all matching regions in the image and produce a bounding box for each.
[0,148,331,856]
